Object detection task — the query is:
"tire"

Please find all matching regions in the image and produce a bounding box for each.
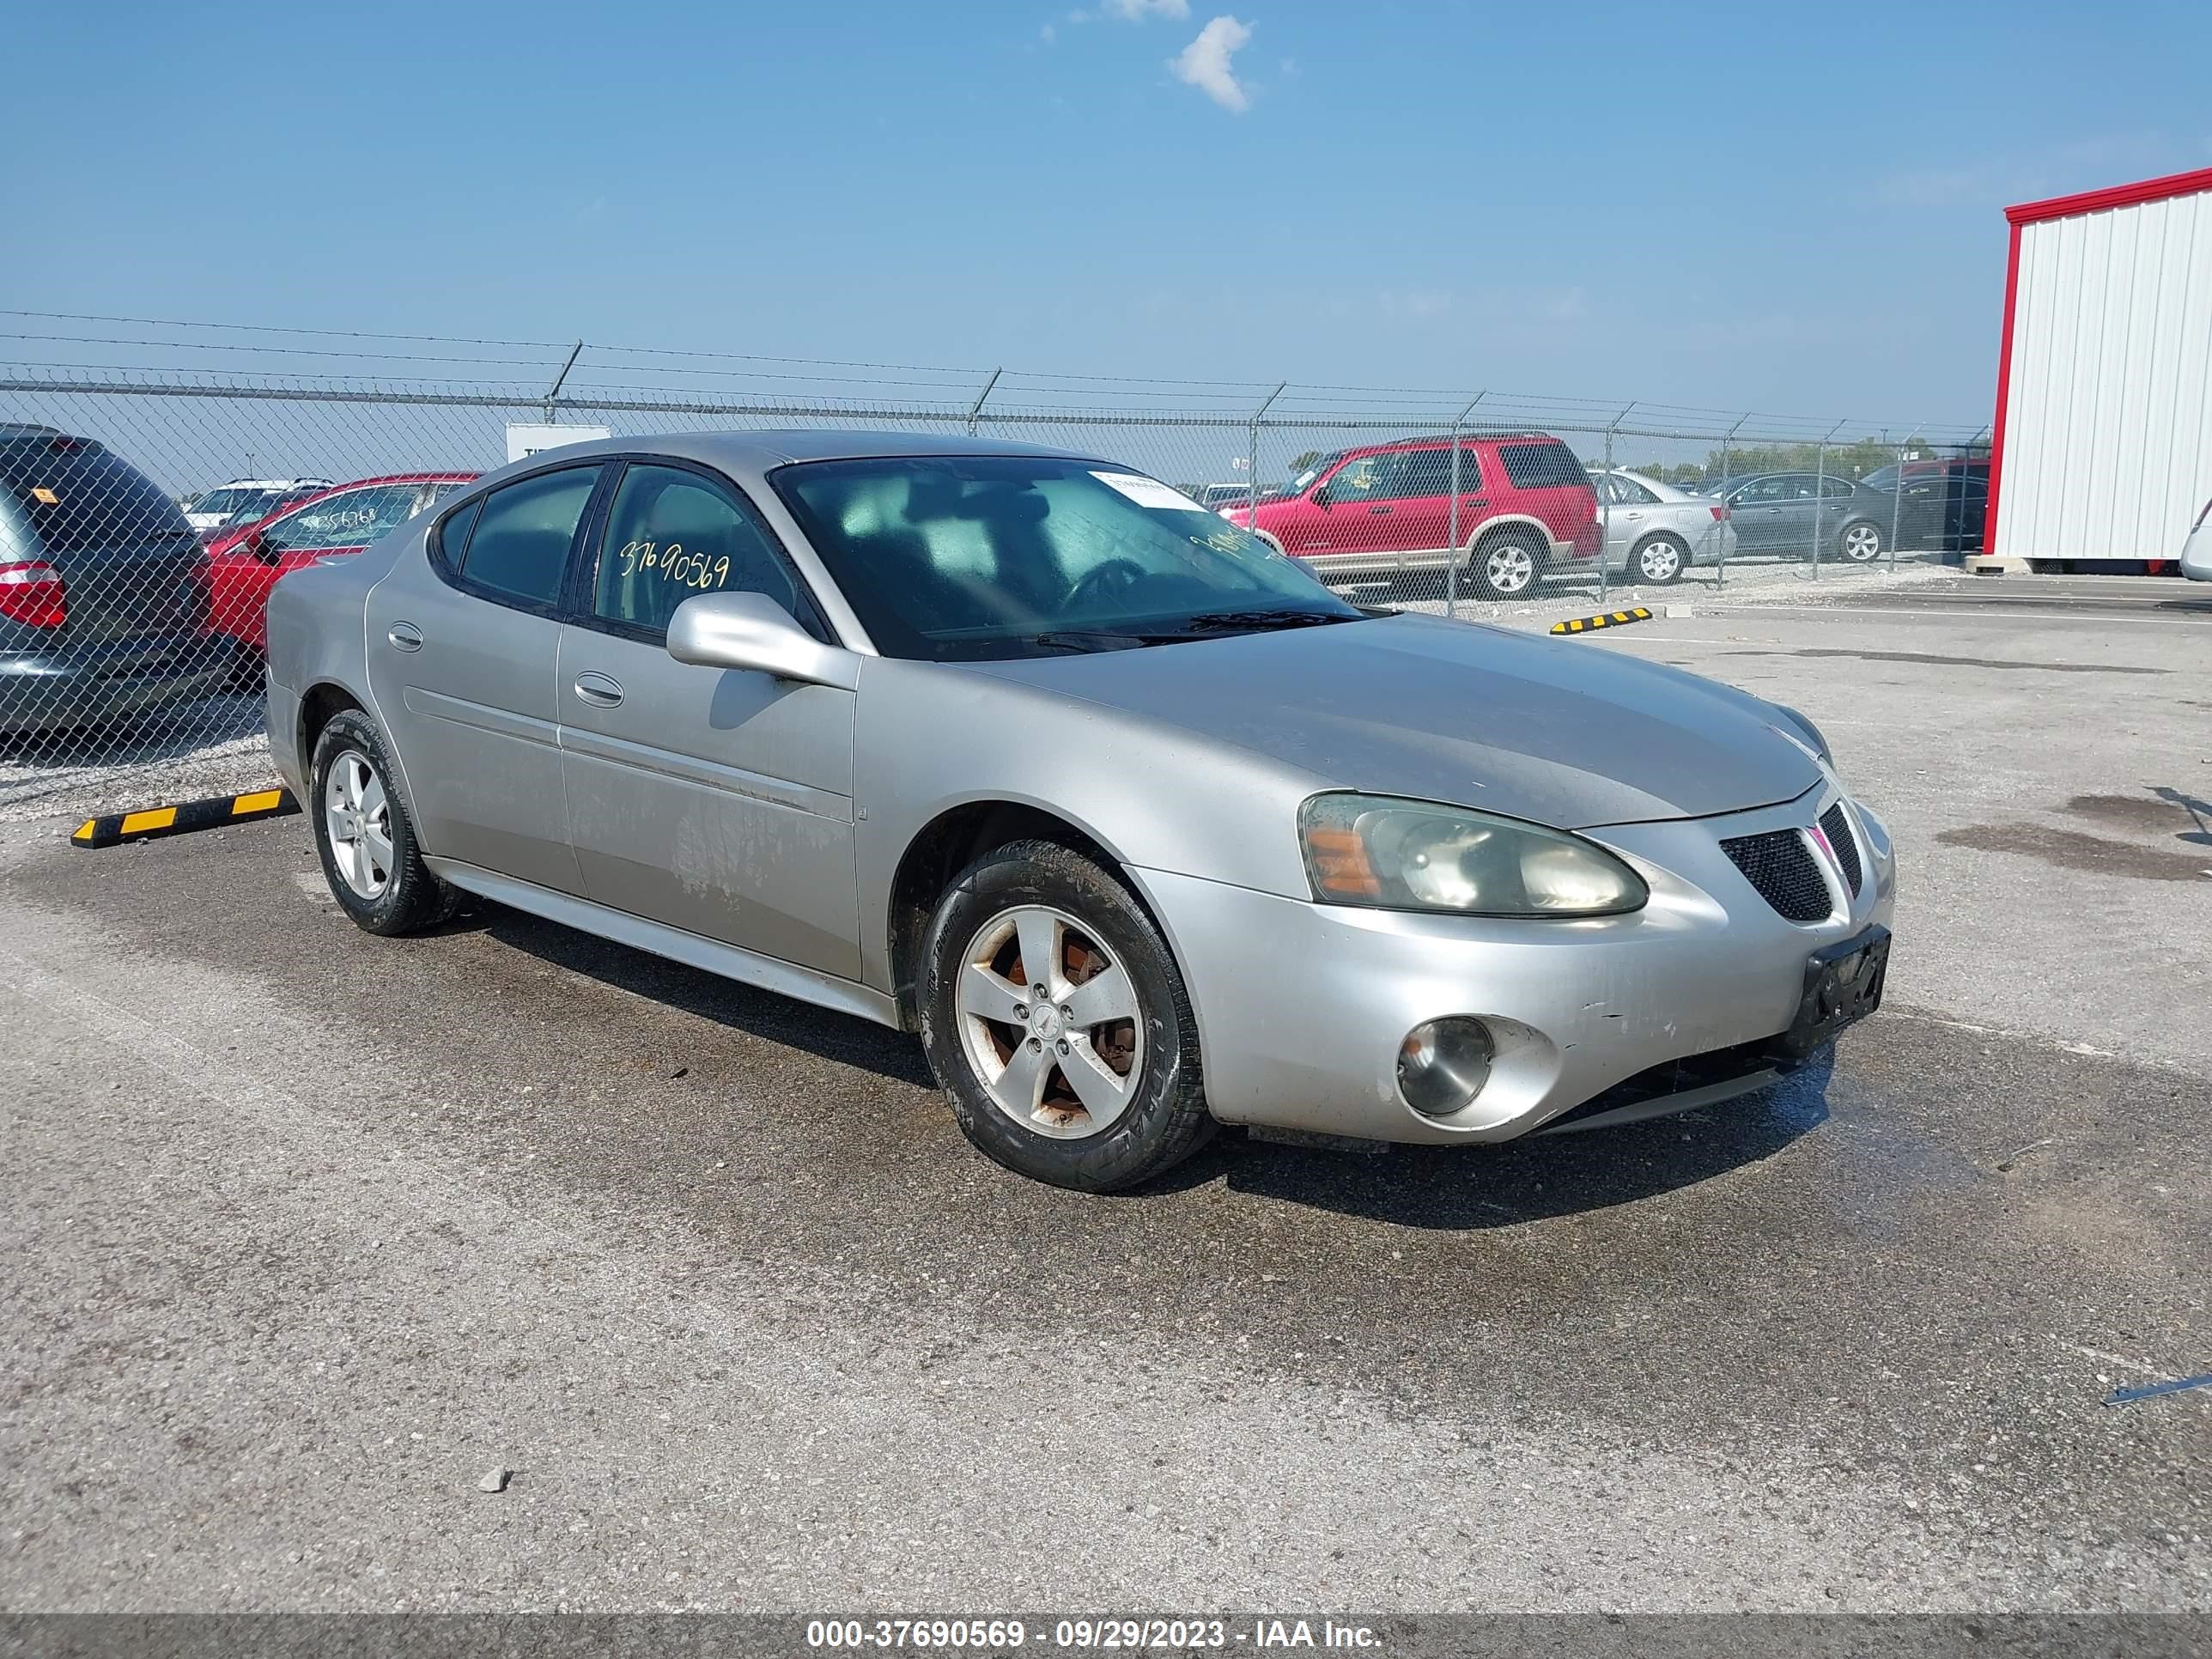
[309,708,458,937]
[1838,520,1883,563]
[1466,528,1544,599]
[1630,533,1689,586]
[917,838,1214,1193]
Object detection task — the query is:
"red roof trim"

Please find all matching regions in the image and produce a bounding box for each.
[1982,219,2026,556]
[2005,165,2212,226]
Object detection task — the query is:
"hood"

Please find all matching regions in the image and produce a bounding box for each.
[965,612,1821,829]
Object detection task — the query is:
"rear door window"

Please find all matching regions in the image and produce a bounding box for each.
[1497,441,1587,491]
[0,439,194,552]
[457,466,601,610]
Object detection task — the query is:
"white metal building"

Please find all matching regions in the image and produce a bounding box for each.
[1980,166,2212,571]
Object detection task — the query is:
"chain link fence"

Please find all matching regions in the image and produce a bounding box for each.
[0,325,1992,819]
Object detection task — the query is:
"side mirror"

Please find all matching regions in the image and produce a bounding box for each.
[666,590,860,691]
[1310,483,1331,507]
[246,530,279,564]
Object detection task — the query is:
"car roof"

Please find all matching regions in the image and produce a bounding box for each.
[463,429,1097,497]
[1339,432,1556,456]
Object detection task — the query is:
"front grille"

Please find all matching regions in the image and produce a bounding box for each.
[1720,829,1832,922]
[1820,803,1863,896]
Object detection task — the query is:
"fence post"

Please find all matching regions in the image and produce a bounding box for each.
[1247,381,1285,531]
[964,367,1002,436]
[544,340,584,424]
[1601,404,1633,606]
[1810,418,1844,580]
[1717,414,1747,589]
[1890,433,1908,571]
[1447,392,1483,618]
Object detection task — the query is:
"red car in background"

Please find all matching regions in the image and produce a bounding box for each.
[205,472,477,654]
[1221,433,1602,599]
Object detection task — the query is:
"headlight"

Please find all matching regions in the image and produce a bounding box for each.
[1299,793,1647,917]
[1771,702,1832,765]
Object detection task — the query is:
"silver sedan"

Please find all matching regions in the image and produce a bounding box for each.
[1591,468,1739,584]
[266,432,1894,1192]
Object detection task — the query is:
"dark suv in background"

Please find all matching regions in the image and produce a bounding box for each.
[0,425,228,738]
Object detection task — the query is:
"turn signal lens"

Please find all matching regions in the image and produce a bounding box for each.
[1303,824,1382,900]
[1299,793,1646,918]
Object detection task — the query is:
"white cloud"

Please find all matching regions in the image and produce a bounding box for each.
[1104,0,1190,17]
[1171,15,1253,112]
[1040,21,1057,42]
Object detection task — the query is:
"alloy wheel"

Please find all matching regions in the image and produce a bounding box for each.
[1485,544,1536,594]
[1638,540,1683,582]
[955,903,1145,1139]
[1841,524,1881,562]
[324,748,394,901]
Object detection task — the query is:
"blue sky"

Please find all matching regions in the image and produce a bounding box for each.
[7,0,2210,426]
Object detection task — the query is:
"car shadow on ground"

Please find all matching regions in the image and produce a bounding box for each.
[460,892,1833,1229]
[1148,1054,1832,1230]
[459,898,939,1087]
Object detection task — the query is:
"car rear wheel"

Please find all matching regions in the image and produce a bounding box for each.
[1466,529,1543,599]
[1838,521,1884,562]
[1632,533,1689,585]
[310,708,458,937]
[918,838,1213,1192]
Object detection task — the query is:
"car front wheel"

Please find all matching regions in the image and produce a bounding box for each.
[310,708,458,936]
[918,838,1213,1192]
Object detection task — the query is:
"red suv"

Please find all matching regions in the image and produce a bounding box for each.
[1222,434,1601,599]
[204,471,477,655]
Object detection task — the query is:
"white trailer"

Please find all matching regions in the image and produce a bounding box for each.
[1978,167,2212,573]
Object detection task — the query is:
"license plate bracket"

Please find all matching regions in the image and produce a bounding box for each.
[1766,925,1890,1062]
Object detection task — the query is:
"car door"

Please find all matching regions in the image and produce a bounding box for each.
[1725,476,1790,552]
[366,463,604,894]
[1378,446,1463,561]
[1297,451,1394,561]
[555,459,861,981]
[1594,471,1640,562]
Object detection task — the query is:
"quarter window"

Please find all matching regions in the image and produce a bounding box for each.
[459,465,599,609]
[1497,441,1588,490]
[593,464,814,636]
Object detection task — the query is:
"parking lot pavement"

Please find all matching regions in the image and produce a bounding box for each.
[3,587,2209,1613]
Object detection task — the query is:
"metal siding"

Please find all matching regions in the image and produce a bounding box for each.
[1994,185,2212,562]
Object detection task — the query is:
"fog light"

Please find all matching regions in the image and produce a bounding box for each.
[1396,1018,1495,1117]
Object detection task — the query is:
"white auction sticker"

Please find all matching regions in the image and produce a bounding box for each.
[1091,471,1211,512]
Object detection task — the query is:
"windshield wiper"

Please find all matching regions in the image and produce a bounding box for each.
[1022,629,1158,653]
[1023,611,1356,653]
[1166,608,1358,634]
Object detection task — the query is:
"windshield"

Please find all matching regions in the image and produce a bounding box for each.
[774,454,1362,661]
[1288,452,1344,495]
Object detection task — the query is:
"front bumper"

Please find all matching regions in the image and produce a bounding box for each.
[1133,789,1894,1145]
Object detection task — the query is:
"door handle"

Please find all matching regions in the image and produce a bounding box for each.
[572,671,623,708]
[386,622,423,652]
[1368,504,1392,515]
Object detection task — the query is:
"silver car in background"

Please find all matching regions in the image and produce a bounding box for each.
[266,431,1894,1194]
[1590,468,1737,584]
[2182,493,2211,580]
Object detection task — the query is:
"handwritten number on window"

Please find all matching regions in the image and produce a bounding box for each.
[617,539,732,592]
